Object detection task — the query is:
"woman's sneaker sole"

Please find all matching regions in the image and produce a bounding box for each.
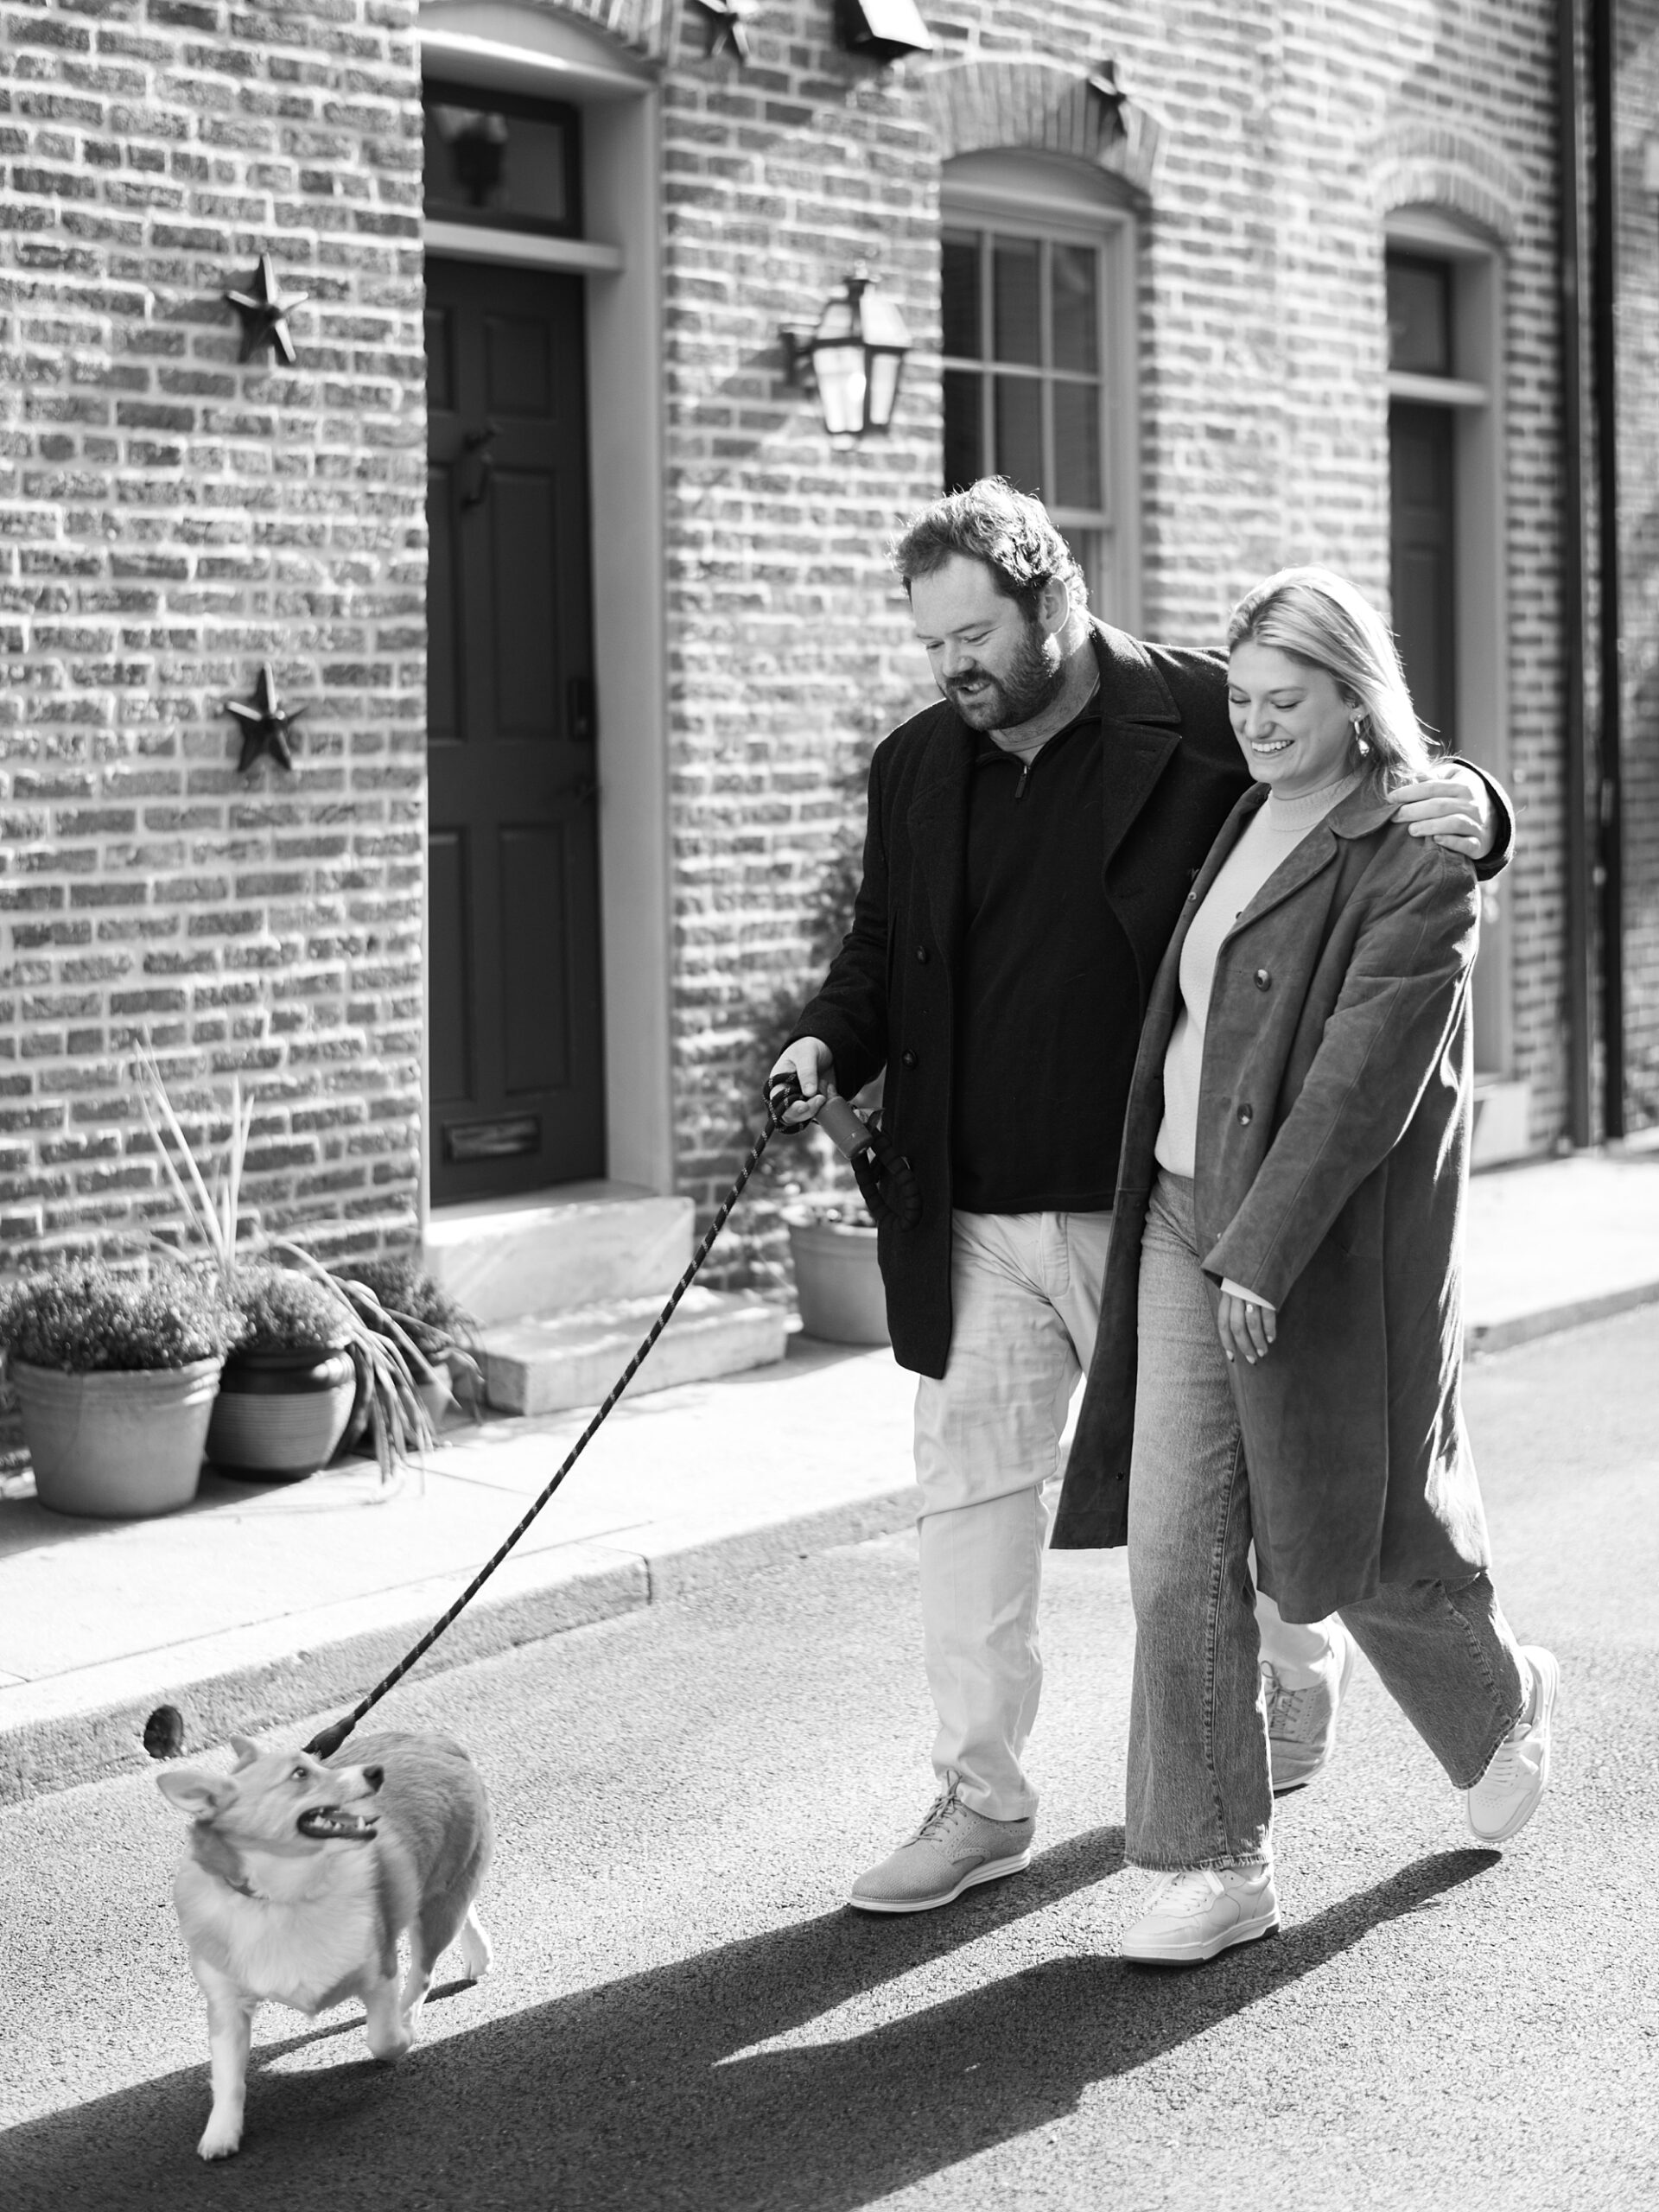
[1122,1910,1279,1966]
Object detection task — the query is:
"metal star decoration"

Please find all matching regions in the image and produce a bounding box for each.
[225,664,306,773]
[1086,58,1129,146]
[223,253,309,367]
[694,0,760,61]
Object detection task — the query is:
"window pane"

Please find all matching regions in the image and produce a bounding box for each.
[944,369,983,493]
[423,88,576,232]
[942,231,982,360]
[1051,244,1098,373]
[1387,255,1452,375]
[993,237,1041,365]
[993,375,1043,493]
[1053,381,1102,508]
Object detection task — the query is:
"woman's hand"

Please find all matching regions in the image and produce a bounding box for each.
[1217,1285,1277,1365]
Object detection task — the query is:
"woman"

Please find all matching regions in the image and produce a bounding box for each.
[1052,566,1557,1965]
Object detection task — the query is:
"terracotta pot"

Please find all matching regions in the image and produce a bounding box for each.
[785,1213,890,1345]
[207,1344,356,1481]
[13,1357,222,1519]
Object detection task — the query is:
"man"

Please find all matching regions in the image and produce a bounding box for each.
[769,480,1509,1913]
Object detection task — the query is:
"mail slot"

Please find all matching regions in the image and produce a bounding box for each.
[443,1116,540,1163]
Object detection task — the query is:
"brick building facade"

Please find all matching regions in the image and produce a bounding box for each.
[1,1,1654,1362]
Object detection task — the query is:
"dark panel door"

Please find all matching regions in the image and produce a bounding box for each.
[1389,400,1457,750]
[425,257,604,1204]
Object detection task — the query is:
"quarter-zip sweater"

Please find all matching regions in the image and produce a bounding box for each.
[952,694,1141,1213]
[1155,769,1364,1179]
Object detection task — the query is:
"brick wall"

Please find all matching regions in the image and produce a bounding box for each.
[659,0,1571,1276]
[0,0,426,1270]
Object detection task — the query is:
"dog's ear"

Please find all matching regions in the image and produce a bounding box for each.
[229,1735,263,1769]
[156,1766,232,1816]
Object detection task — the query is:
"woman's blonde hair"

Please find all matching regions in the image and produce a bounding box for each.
[1225,565,1441,793]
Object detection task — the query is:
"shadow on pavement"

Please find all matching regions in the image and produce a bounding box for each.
[0,1834,1496,2210]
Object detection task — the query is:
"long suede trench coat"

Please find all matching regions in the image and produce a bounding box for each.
[792,620,1249,1380]
[1050,779,1493,1624]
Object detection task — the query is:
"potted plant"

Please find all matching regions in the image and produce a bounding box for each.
[0,1262,238,1517]
[207,1262,357,1481]
[137,1050,443,1484]
[329,1253,480,1433]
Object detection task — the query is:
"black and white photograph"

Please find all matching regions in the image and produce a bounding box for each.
[1,2,1656,2204]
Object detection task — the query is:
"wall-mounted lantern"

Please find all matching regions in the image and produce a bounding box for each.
[781,267,913,448]
[836,0,931,64]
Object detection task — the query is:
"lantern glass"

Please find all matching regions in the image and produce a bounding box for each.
[813,340,868,438]
[865,349,903,432]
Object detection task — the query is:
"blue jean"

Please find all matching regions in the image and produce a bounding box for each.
[1126,1172,1527,1872]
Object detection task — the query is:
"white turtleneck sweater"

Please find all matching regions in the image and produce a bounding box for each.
[1155,770,1363,1185]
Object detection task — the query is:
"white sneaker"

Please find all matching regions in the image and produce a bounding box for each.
[1120,1865,1280,1965]
[1264,1621,1358,1794]
[1465,1646,1559,1846]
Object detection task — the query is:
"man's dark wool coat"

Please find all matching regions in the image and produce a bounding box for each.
[792,618,1247,1381]
[1051,782,1492,1618]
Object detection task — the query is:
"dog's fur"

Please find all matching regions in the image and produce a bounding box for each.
[157,1728,493,2159]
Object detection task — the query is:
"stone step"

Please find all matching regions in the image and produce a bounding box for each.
[478,1287,788,1416]
[424,1181,695,1326]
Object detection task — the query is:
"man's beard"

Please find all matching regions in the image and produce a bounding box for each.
[945,620,1065,731]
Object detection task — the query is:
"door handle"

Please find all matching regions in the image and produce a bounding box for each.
[460,421,499,512]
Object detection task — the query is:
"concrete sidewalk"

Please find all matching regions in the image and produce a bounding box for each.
[4,1145,1659,1804]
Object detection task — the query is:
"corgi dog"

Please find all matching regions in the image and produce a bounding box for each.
[156,1728,493,2160]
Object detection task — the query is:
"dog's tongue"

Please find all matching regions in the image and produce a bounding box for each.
[296,1805,378,1841]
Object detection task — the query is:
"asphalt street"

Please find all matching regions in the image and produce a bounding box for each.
[3,1307,1657,2211]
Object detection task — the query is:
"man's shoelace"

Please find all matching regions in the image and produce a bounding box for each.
[1261,1664,1322,1743]
[910,1788,963,1845]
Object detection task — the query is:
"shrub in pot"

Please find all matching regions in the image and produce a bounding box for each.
[0,1262,237,1518]
[330,1254,480,1440]
[782,1196,890,1347]
[208,1263,357,1482]
[137,1050,453,1484]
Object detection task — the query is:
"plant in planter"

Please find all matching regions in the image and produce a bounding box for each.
[208,1262,359,1483]
[328,1254,481,1436]
[137,1050,442,1484]
[0,1262,238,1518]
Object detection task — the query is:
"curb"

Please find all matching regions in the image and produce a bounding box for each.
[1463,1278,1659,1356]
[0,1484,920,1808]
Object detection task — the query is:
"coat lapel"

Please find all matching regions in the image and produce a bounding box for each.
[904,704,972,958]
[1093,621,1185,874]
[1221,782,1395,944]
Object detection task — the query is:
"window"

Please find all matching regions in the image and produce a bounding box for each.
[423,80,582,236]
[941,154,1136,623]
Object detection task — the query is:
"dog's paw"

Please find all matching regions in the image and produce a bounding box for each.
[197,2120,242,2161]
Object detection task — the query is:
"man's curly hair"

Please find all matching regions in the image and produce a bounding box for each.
[888,477,1087,622]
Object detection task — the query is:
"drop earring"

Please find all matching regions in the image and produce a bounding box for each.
[1351,713,1371,758]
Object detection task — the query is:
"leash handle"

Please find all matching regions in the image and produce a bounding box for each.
[304,1106,786,1761]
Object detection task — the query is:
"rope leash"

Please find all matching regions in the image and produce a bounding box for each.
[303,1106,788,1761]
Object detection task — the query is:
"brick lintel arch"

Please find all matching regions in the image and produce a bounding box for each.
[1366,122,1529,244]
[922,54,1161,196]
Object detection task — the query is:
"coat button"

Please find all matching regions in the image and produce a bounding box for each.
[1254,968,1271,990]
[1236,1103,1254,1125]
[901,1049,918,1069]
[915,944,929,963]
